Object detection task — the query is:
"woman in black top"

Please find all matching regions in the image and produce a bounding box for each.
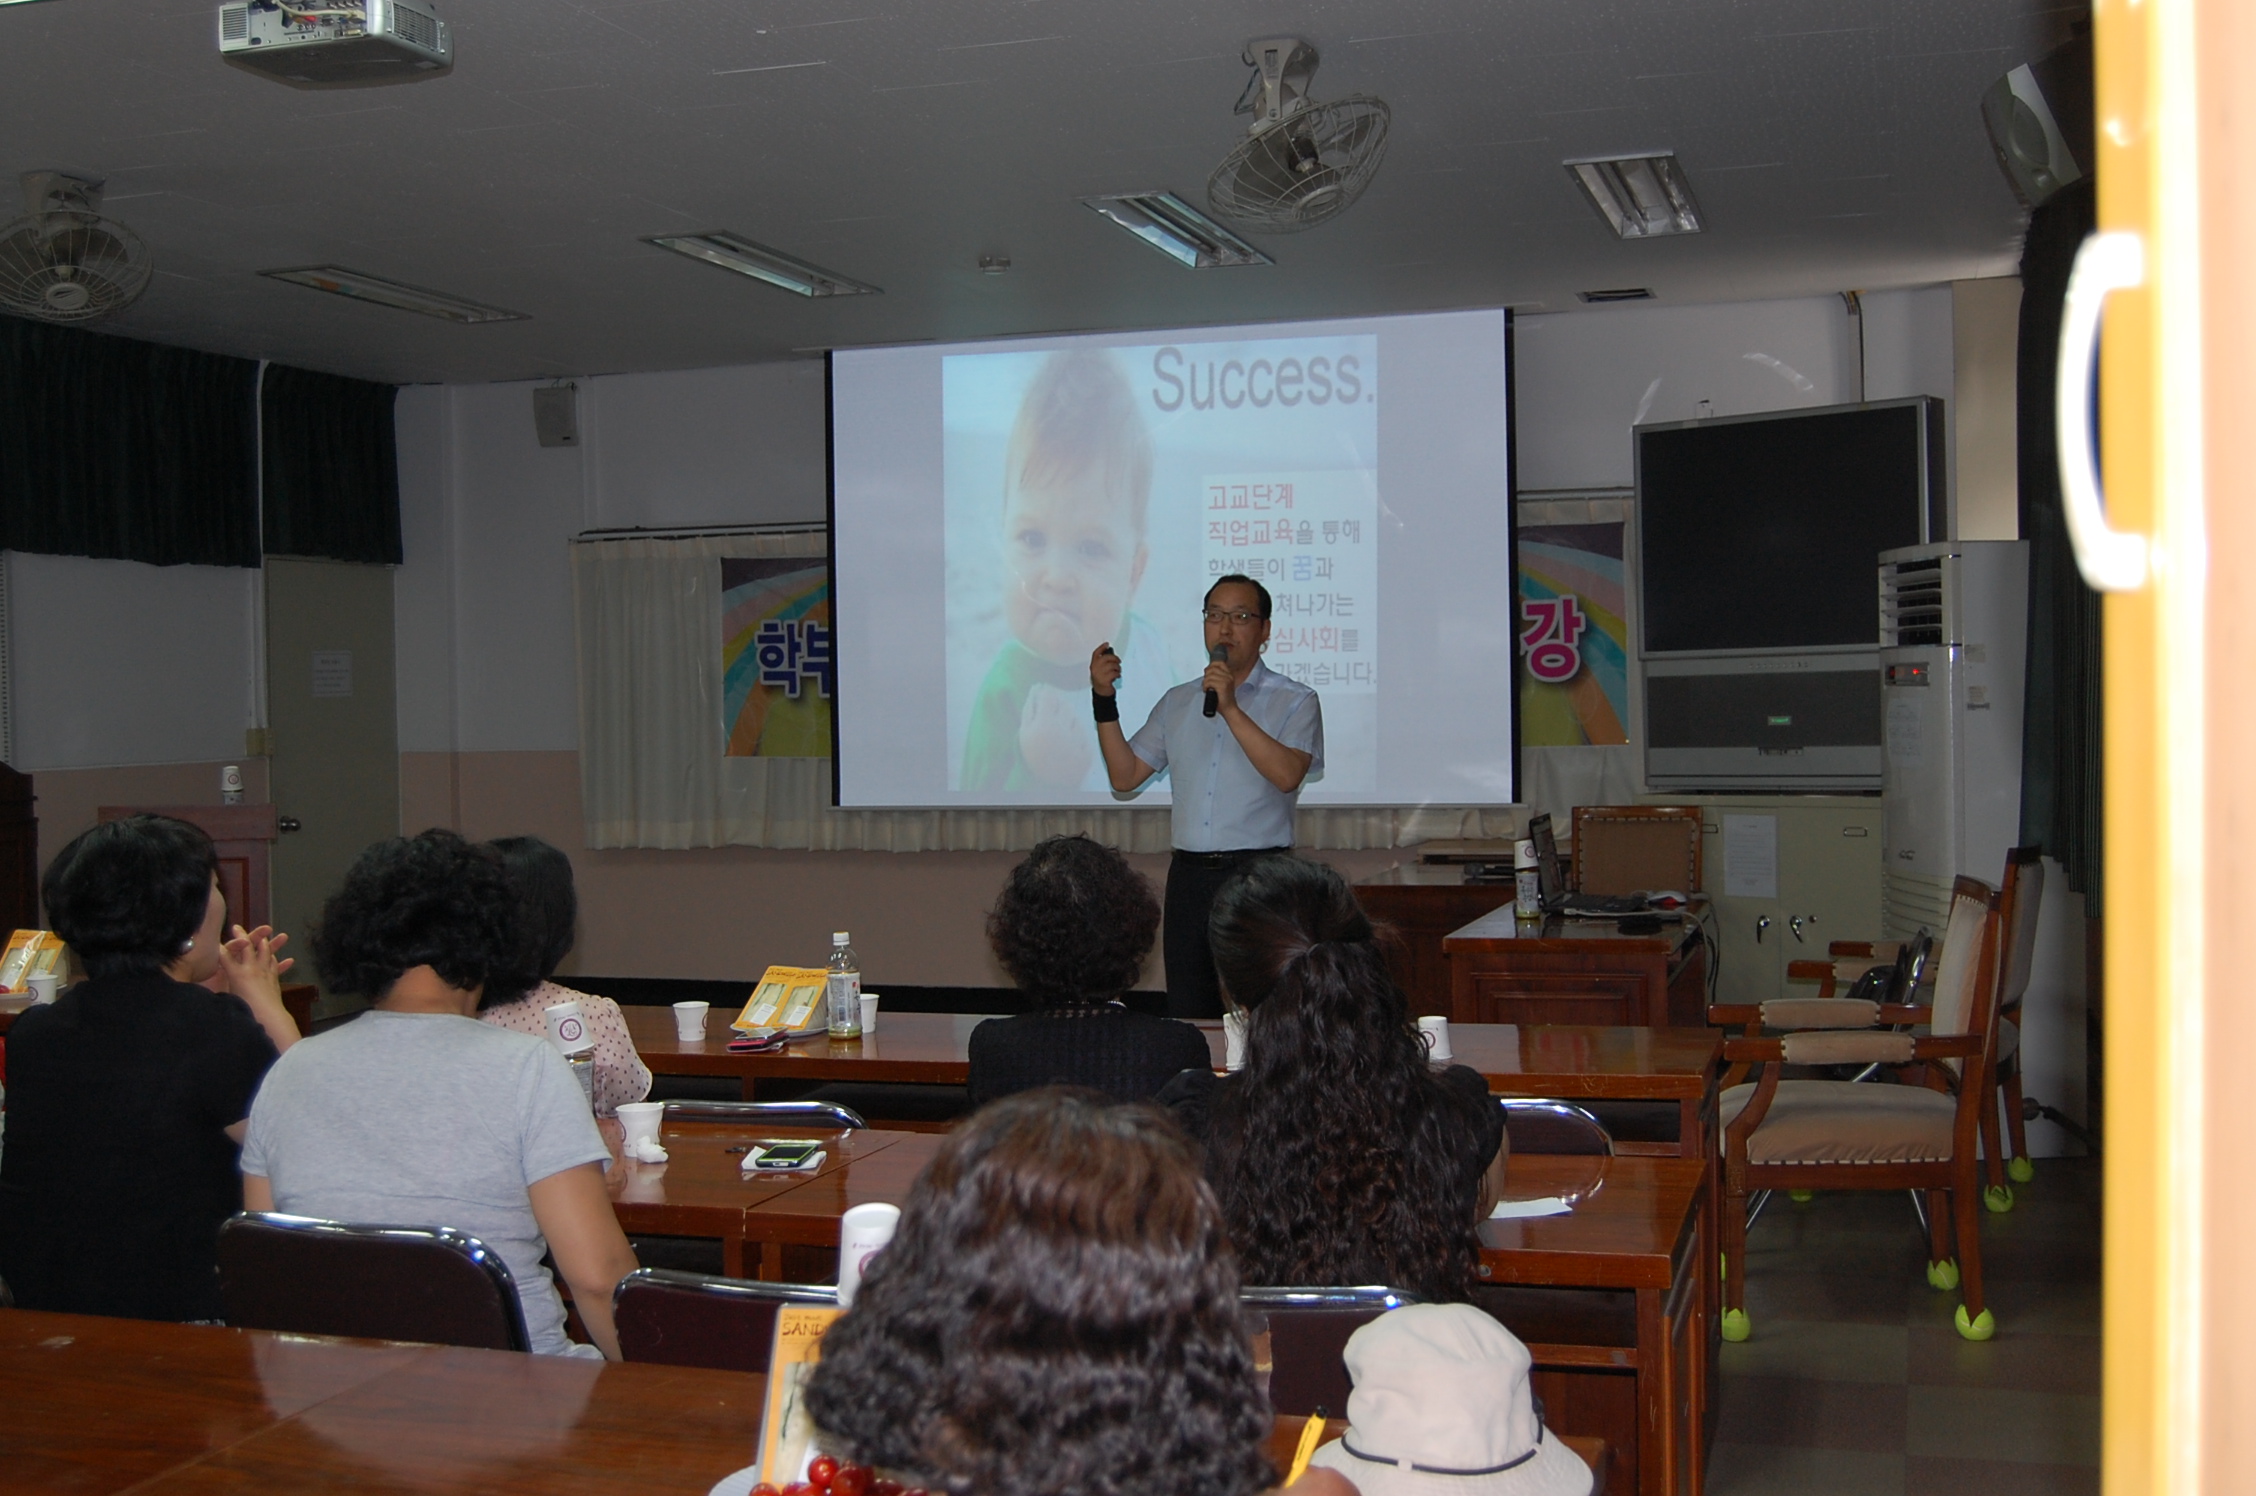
[1159,855,1504,1303]
[966,835,1212,1106]
[0,815,299,1321]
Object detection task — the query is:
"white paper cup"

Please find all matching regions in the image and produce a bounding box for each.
[1418,1014,1453,1063]
[672,1000,710,1040]
[837,1201,902,1308]
[1222,1010,1249,1072]
[26,972,61,1004]
[543,1000,593,1056]
[616,1101,664,1152]
[859,993,880,1034]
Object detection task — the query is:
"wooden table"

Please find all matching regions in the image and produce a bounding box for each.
[631,1006,1719,1136]
[1443,905,1710,1028]
[1354,861,1519,1013]
[0,1309,1608,1496]
[1479,1154,1707,1496]
[605,1119,923,1278]
[0,1308,769,1494]
[741,1133,951,1280]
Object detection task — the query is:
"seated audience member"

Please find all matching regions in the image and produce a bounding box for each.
[476,836,650,1115]
[966,834,1210,1105]
[804,1088,1348,1496]
[0,814,298,1321]
[1306,1303,1591,1496]
[1160,855,1505,1303]
[239,829,639,1358]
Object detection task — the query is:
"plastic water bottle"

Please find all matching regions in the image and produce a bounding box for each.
[1514,839,1543,920]
[826,931,863,1039]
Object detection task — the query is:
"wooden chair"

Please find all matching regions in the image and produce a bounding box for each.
[1708,873,2010,1343]
[217,1211,529,1351]
[612,1268,837,1372]
[1569,806,1703,895]
[1984,850,2047,1196]
[1241,1285,1419,1417]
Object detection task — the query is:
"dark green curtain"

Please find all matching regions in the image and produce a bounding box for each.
[261,363,402,563]
[0,315,261,567]
[2016,179,2102,914]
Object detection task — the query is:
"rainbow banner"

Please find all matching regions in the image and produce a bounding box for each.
[1517,523,1630,746]
[721,559,834,757]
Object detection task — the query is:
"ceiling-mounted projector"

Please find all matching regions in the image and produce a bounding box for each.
[218,0,451,88]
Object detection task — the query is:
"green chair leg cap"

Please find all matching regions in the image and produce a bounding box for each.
[1955,1304,1997,1341]
[2008,1156,2036,1184]
[1984,1184,2015,1214]
[1721,1308,1751,1342]
[1926,1258,1961,1291]
[1788,1189,1815,1203]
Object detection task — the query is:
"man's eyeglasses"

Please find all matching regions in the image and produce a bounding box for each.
[1202,610,1262,626]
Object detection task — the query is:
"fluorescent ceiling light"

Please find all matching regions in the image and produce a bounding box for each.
[260,265,527,323]
[644,232,880,297]
[1564,154,1704,239]
[1081,192,1272,269]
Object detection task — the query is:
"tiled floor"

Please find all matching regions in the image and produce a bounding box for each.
[1707,1157,2101,1496]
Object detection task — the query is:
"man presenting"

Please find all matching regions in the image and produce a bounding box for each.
[1089,574,1323,1018]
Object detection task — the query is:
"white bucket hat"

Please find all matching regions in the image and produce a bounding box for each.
[1305,1304,1591,1496]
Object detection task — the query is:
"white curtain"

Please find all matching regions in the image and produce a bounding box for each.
[572,532,1523,852]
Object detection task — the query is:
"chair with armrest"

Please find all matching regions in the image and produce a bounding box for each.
[1499,1098,1614,1156]
[612,1268,838,1372]
[1708,873,2011,1344]
[217,1211,530,1351]
[1983,849,2046,1196]
[1240,1285,1420,1418]
[660,1099,866,1129]
[1569,805,1703,896]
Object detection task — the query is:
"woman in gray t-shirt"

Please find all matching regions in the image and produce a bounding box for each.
[241,830,639,1357]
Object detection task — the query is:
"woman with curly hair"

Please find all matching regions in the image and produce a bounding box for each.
[802,1088,1348,1496]
[1159,855,1505,1303]
[966,834,1210,1105]
[239,829,640,1357]
[475,836,650,1116]
[0,814,297,1322]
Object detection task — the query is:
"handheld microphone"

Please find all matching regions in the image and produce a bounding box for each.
[1204,643,1228,718]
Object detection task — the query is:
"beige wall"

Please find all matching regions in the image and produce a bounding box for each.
[401,750,1407,991]
[31,758,274,899]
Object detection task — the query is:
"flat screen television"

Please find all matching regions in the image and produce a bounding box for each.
[1636,398,1944,656]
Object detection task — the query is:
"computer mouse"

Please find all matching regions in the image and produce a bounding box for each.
[1646,891,1689,911]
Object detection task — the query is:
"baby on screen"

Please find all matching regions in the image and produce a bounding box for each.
[960,349,1175,792]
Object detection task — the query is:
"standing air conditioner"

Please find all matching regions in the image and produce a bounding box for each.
[1878,540,2030,938]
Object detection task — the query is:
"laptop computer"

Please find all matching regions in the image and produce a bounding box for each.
[1526,813,1653,918]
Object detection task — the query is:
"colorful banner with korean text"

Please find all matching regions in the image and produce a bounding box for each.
[722,558,834,756]
[1517,522,1630,746]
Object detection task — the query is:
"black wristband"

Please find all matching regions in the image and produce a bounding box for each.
[1092,689,1120,724]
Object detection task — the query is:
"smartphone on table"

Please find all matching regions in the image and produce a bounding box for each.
[750,1139,824,1170]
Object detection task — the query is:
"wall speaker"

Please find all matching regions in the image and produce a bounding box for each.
[1980,33,2091,209]
[532,383,578,448]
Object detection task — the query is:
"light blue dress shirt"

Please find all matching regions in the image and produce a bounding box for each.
[1126,659,1324,852]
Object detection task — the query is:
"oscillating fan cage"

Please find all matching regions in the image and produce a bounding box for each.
[0,213,152,324]
[1207,97,1391,234]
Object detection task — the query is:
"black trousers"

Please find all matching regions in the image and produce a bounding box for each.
[1163,848,1289,1019]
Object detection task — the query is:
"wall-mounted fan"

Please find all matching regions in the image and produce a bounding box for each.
[1206,38,1390,234]
[0,172,153,324]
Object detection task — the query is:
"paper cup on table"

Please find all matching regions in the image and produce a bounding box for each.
[543,1000,593,1056]
[26,972,61,1004]
[672,1000,710,1040]
[1222,1009,1249,1072]
[616,1101,664,1153]
[1418,1014,1453,1062]
[837,1202,901,1309]
[859,993,880,1034]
